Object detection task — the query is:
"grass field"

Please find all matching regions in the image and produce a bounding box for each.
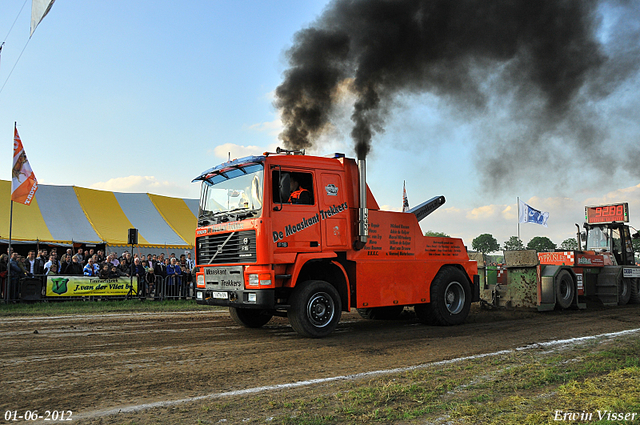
[0,299,214,316]
[194,333,640,425]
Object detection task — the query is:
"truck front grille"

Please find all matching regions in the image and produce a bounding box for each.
[196,230,257,265]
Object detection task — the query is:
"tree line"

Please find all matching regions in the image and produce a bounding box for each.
[424,230,571,254]
[424,230,581,255]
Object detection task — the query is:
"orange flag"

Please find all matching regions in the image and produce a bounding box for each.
[11,126,38,205]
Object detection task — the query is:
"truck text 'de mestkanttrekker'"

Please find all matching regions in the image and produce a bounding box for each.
[192,149,479,337]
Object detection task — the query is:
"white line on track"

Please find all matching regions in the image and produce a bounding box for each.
[73,326,640,422]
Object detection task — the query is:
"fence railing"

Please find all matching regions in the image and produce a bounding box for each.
[2,272,195,302]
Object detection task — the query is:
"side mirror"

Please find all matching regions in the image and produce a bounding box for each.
[279,173,290,204]
[273,171,290,211]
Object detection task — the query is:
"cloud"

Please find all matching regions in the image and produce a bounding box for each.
[420,184,640,249]
[90,176,194,198]
[466,205,500,220]
[380,204,402,212]
[501,205,516,220]
[585,183,640,207]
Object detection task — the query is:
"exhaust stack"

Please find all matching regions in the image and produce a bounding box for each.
[356,158,368,249]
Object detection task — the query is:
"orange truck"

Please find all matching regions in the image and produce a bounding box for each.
[193,148,479,337]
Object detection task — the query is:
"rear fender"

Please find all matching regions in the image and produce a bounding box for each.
[439,264,478,302]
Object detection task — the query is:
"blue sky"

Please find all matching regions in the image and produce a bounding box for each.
[1,1,639,251]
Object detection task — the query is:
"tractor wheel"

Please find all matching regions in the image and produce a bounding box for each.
[619,279,632,306]
[630,278,640,304]
[555,270,574,309]
[357,306,405,320]
[416,267,471,326]
[288,280,342,338]
[229,307,273,328]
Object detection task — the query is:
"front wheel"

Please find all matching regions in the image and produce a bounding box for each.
[288,280,342,338]
[229,307,273,328]
[416,267,471,326]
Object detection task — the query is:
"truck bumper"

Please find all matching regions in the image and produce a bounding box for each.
[195,288,276,309]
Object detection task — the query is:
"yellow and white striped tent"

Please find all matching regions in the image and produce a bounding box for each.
[0,180,198,250]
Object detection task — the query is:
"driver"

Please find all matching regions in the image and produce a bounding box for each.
[288,175,312,204]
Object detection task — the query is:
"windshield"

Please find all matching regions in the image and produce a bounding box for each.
[586,226,610,251]
[199,164,263,223]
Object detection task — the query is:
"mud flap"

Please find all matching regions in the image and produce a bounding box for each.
[538,266,558,311]
[539,266,585,311]
[472,274,480,302]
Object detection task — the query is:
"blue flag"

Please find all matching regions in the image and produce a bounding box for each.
[518,199,549,227]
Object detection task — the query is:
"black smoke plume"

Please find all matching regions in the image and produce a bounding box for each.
[275,0,640,189]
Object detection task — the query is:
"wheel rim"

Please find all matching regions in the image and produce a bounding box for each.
[444,281,465,315]
[306,292,335,327]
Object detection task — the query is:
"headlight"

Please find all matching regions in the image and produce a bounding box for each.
[248,274,259,286]
[196,291,204,300]
[247,293,257,303]
[197,274,205,288]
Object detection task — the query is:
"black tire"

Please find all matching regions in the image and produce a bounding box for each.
[555,270,574,309]
[630,278,640,304]
[416,267,471,326]
[357,306,405,320]
[619,278,631,306]
[229,307,273,328]
[288,280,342,338]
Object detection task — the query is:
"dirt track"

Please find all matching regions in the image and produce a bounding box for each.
[2,303,640,423]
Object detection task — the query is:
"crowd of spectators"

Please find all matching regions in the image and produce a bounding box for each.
[1,247,196,301]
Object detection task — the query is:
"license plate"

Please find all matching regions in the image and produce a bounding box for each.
[212,291,228,300]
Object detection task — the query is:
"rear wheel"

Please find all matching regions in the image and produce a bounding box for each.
[416,267,471,326]
[229,307,273,328]
[619,278,631,306]
[555,270,574,309]
[288,280,341,338]
[357,306,404,320]
[630,278,640,304]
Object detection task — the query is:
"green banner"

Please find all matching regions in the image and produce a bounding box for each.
[46,276,137,297]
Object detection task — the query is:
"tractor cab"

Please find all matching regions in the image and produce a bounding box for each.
[583,203,638,266]
[584,222,637,266]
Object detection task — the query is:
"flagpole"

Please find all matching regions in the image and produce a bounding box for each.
[7,200,13,302]
[517,197,520,241]
[6,122,16,302]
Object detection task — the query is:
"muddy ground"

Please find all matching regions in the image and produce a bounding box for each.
[1,303,640,424]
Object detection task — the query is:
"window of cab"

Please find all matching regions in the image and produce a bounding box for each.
[272,170,314,205]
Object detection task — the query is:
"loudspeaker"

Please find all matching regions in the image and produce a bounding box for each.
[21,278,42,301]
[128,228,139,245]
